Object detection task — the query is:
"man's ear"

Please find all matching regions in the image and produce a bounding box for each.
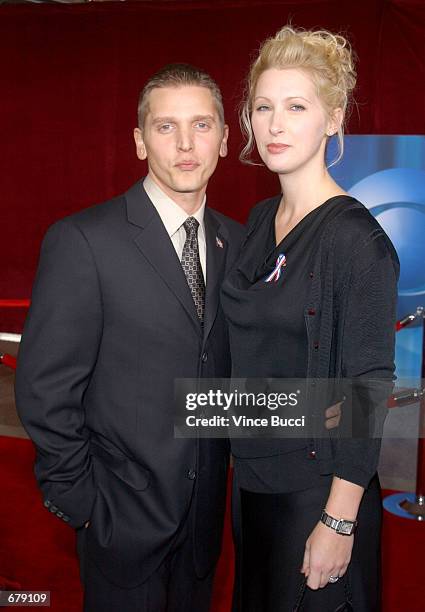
[134,128,147,161]
[219,124,229,158]
[326,108,343,137]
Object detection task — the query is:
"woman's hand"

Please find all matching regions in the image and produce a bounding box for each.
[300,521,354,589]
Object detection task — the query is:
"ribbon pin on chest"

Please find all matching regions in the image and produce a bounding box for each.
[265,253,287,283]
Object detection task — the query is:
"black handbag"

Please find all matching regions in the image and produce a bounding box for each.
[292,575,353,612]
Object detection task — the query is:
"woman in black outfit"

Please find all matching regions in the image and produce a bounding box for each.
[221,26,399,611]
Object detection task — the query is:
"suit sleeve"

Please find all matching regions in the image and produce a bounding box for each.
[15,219,103,528]
[332,234,399,488]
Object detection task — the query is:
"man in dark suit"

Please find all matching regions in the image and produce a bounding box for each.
[15,63,244,612]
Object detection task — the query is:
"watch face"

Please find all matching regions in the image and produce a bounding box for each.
[338,521,353,535]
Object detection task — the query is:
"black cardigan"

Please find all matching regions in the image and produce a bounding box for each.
[236,195,400,489]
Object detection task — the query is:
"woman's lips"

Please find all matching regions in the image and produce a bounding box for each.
[266,144,290,154]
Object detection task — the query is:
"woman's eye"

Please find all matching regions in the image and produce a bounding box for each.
[290,104,305,112]
[255,105,271,112]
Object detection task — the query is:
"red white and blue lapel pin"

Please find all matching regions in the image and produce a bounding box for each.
[265,253,286,283]
[216,236,224,249]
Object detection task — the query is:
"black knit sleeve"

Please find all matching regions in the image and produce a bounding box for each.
[333,231,400,488]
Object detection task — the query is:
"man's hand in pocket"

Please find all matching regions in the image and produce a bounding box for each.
[325,401,342,429]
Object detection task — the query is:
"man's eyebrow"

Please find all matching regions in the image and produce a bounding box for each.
[151,114,216,125]
[192,114,216,123]
[152,116,176,125]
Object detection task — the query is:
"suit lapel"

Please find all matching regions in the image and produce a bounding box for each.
[203,208,227,343]
[126,181,201,334]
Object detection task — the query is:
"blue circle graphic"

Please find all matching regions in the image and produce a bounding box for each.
[349,168,425,316]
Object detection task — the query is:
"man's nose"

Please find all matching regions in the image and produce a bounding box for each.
[177,128,193,151]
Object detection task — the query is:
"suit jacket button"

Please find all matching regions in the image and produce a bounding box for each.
[308,450,316,459]
[187,469,197,480]
[201,352,208,363]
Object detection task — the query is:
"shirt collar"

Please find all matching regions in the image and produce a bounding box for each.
[143,175,206,238]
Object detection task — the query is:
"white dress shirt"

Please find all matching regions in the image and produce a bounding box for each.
[143,175,207,282]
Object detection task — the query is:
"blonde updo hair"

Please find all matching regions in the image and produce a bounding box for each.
[240,25,357,167]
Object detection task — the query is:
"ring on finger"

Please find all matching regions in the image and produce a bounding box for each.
[328,575,340,583]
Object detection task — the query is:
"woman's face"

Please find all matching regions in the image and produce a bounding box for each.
[251,68,337,176]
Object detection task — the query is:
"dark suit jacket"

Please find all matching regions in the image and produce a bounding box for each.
[15,179,244,587]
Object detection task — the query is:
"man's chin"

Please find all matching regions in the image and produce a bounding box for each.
[174,187,203,194]
[170,179,207,194]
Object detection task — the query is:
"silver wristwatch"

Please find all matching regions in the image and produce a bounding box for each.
[320,509,357,535]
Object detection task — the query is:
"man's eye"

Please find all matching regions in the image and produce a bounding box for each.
[158,124,173,133]
[195,122,210,130]
[290,105,305,112]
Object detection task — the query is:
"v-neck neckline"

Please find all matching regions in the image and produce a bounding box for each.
[272,194,347,250]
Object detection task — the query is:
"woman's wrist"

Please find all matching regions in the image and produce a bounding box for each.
[324,476,364,521]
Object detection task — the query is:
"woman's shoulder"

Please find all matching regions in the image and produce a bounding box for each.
[325,195,390,247]
[326,196,399,277]
[335,194,378,223]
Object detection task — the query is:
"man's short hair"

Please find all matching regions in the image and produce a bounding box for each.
[137,63,225,129]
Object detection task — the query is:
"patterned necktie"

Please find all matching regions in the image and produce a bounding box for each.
[181,217,205,323]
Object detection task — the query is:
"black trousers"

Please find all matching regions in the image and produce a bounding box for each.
[76,502,215,612]
[234,475,382,612]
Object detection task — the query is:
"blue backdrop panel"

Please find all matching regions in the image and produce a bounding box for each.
[329,135,425,379]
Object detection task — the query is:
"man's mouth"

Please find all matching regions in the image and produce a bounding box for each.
[175,161,200,171]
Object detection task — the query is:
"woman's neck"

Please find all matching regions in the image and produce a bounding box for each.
[274,163,346,245]
[277,164,346,218]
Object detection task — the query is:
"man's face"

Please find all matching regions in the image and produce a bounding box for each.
[134,85,228,202]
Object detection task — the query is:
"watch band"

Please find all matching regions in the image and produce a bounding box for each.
[320,509,357,535]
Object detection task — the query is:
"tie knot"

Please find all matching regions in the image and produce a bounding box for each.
[183,217,199,235]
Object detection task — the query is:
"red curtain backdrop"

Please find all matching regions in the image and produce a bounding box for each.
[1,0,424,330]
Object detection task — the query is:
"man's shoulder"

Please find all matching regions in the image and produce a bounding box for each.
[61,193,127,230]
[44,188,132,245]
